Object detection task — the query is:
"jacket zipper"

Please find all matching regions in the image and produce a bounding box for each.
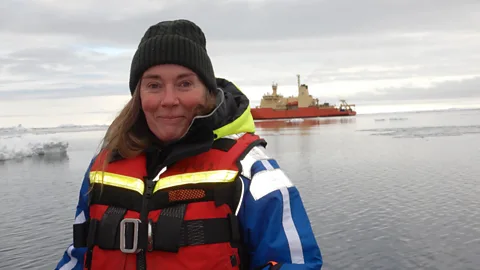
[137,177,154,269]
[137,166,165,269]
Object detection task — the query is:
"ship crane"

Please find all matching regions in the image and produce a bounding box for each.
[339,99,356,112]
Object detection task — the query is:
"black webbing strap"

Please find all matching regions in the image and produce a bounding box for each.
[72,208,241,253]
[178,216,239,247]
[73,206,128,250]
[153,203,187,252]
[74,216,239,250]
[96,206,128,249]
[73,221,89,248]
[150,216,239,249]
[213,183,235,207]
[211,137,237,152]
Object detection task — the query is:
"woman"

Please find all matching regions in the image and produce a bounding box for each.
[56,19,323,270]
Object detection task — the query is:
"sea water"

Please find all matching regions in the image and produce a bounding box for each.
[0,109,479,270]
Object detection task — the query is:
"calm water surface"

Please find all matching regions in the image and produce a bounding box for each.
[0,109,479,269]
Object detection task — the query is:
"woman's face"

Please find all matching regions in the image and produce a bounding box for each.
[139,64,210,142]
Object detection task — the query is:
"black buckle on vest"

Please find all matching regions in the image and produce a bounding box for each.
[119,218,141,253]
[147,219,154,252]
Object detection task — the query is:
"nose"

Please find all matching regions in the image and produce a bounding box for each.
[159,84,179,107]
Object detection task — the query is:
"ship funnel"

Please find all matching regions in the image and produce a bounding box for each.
[272,82,278,95]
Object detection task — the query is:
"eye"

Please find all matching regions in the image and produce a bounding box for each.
[147,82,161,89]
[178,80,193,89]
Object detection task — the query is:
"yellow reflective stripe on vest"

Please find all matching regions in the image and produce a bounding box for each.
[89,171,145,195]
[154,170,238,193]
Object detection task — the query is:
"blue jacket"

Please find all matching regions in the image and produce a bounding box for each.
[55,143,323,270]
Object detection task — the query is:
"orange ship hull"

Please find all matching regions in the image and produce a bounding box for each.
[250,107,356,120]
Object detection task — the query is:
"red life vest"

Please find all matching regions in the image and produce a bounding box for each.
[73,132,266,270]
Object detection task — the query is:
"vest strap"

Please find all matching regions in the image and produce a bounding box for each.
[98,206,128,249]
[73,222,89,248]
[152,215,239,248]
[211,137,237,152]
[153,204,187,252]
[73,215,240,252]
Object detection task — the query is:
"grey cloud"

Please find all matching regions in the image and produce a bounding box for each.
[0,84,127,100]
[210,30,480,88]
[1,0,479,45]
[8,47,75,62]
[1,0,479,103]
[3,48,77,77]
[345,76,480,102]
[0,46,132,95]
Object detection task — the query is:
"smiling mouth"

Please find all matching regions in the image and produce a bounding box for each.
[157,116,184,119]
[156,116,185,123]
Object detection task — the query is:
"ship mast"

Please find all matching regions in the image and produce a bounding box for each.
[296,74,302,97]
[271,81,278,96]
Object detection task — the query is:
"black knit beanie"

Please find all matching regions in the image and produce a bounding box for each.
[129,19,217,95]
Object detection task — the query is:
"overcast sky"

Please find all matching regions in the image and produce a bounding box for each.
[1,0,480,104]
